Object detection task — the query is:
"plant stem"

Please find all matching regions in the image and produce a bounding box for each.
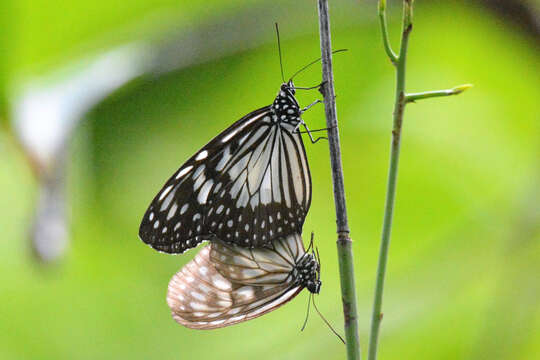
[368,1,470,360]
[317,1,360,359]
[368,2,413,360]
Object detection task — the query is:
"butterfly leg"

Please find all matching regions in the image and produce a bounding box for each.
[302,122,328,144]
[294,123,336,143]
[301,99,322,113]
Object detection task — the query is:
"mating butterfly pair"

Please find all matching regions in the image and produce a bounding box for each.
[139,79,321,329]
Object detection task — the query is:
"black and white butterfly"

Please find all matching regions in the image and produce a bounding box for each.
[166,232,320,329]
[139,80,316,254]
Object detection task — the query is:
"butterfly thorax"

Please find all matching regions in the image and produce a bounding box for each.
[271,81,302,126]
[293,253,321,294]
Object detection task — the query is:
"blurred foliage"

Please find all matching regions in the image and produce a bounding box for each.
[1,1,539,360]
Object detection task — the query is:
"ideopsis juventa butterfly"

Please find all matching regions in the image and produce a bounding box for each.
[139,79,316,254]
[166,233,320,329]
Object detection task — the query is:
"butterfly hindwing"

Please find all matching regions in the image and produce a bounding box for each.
[167,238,304,329]
[209,233,303,285]
[140,88,312,254]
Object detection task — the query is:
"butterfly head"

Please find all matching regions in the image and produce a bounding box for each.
[272,81,301,124]
[295,252,321,294]
[283,80,296,95]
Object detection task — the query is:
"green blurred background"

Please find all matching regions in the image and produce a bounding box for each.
[1,0,539,359]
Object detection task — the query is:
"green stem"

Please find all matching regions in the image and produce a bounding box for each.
[368,2,413,360]
[317,1,360,359]
[406,84,473,102]
[368,1,470,359]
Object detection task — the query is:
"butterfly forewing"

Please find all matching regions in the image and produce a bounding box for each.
[167,237,306,329]
[140,91,312,254]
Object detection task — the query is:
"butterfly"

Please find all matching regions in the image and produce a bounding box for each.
[139,80,315,254]
[166,232,320,329]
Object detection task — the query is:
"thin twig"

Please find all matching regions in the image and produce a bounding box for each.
[406,84,473,103]
[368,1,471,360]
[317,1,361,359]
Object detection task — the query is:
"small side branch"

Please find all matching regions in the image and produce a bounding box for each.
[378,0,398,65]
[406,84,473,103]
[317,1,360,360]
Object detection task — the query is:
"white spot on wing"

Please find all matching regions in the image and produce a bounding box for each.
[190,302,210,311]
[159,185,174,201]
[213,277,232,291]
[191,291,205,301]
[176,165,193,179]
[237,286,255,299]
[167,203,178,220]
[160,190,175,211]
[195,150,208,160]
[180,204,189,215]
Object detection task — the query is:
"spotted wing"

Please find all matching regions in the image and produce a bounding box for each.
[139,106,311,254]
[166,235,305,329]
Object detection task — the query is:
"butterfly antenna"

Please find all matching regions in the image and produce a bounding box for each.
[301,293,312,331]
[275,23,285,83]
[289,49,348,81]
[312,296,346,344]
[306,231,315,253]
